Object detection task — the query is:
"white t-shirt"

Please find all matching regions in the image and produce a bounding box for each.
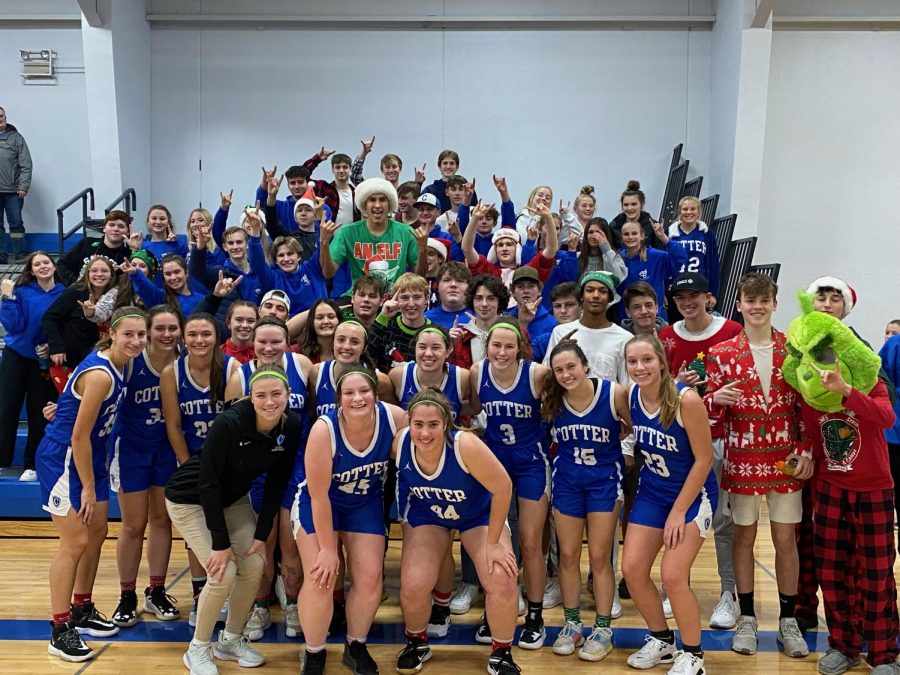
[336,187,354,225]
[543,320,632,386]
[749,341,775,403]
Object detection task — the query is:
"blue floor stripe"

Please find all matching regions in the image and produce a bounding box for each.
[0,618,830,652]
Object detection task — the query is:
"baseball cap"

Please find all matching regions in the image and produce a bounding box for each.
[671,273,710,295]
[414,193,441,210]
[511,267,540,286]
[261,289,291,313]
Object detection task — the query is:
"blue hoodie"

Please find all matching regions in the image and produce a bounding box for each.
[0,280,64,358]
[879,334,900,446]
[248,236,328,316]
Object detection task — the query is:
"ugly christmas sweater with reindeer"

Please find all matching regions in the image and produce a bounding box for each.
[704,328,805,495]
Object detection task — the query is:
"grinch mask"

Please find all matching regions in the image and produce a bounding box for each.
[782,291,881,412]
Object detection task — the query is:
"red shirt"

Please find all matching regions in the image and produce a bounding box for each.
[221,339,255,364]
[799,380,896,492]
[659,316,744,376]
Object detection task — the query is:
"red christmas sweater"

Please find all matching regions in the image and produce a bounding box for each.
[704,329,804,495]
[798,380,895,492]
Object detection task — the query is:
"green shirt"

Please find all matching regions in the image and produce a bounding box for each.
[329,218,420,290]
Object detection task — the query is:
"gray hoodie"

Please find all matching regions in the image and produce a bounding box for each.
[0,124,32,193]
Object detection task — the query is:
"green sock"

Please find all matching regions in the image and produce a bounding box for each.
[563,607,581,624]
[594,614,611,629]
[255,599,269,609]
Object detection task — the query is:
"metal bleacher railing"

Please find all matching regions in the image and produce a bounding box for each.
[56,187,138,257]
[719,237,758,321]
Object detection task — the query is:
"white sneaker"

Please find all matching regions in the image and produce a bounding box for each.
[666,650,704,675]
[578,626,613,662]
[213,631,265,667]
[611,588,623,620]
[449,582,479,615]
[551,620,584,656]
[777,617,809,658]
[242,605,271,641]
[731,615,758,655]
[709,591,739,629]
[662,596,673,619]
[284,603,301,638]
[626,635,677,670]
[542,577,562,609]
[218,598,228,624]
[517,588,526,617]
[19,468,37,482]
[188,597,224,627]
[184,642,219,675]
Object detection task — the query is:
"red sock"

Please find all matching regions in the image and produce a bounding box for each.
[73,593,92,608]
[121,580,137,593]
[491,639,511,651]
[333,588,346,604]
[53,611,72,628]
[406,628,428,641]
[432,590,451,607]
[149,575,166,590]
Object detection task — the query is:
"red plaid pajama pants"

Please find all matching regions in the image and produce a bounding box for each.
[813,480,899,666]
[796,483,819,621]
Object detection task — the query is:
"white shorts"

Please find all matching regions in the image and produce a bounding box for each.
[726,489,802,526]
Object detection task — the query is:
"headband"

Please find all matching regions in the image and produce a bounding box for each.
[249,368,289,387]
[417,326,449,342]
[111,312,146,328]
[487,322,522,340]
[336,367,377,389]
[339,319,369,337]
[409,398,449,416]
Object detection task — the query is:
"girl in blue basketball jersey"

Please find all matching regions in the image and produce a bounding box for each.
[622,335,717,675]
[224,316,312,641]
[109,305,183,629]
[542,341,633,662]
[394,388,520,675]
[159,313,238,625]
[469,317,552,649]
[292,364,407,675]
[389,324,471,419]
[37,306,147,663]
[307,320,394,417]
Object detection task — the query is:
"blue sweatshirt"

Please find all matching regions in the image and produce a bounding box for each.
[879,334,900,446]
[618,241,688,320]
[131,269,205,316]
[142,235,189,266]
[424,306,469,329]
[458,200,517,258]
[0,280,65,358]
[247,236,328,316]
[189,246,262,305]
[667,221,721,296]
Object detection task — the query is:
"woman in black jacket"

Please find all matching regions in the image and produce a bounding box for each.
[42,256,118,375]
[165,364,302,674]
[56,211,132,285]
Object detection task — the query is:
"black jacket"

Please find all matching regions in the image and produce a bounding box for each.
[165,399,303,550]
[608,210,663,251]
[57,238,131,286]
[41,285,100,366]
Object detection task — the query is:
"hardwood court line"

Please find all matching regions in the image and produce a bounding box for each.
[754,555,827,625]
[165,566,190,593]
[73,641,111,674]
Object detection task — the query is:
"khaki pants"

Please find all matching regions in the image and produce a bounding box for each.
[166,495,263,642]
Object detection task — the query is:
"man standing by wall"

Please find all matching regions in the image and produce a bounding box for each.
[0,107,32,263]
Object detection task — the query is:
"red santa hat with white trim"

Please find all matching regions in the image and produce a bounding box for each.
[807,276,857,316]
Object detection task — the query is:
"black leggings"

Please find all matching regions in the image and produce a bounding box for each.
[0,347,58,470]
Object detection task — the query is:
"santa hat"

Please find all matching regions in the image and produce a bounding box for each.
[294,185,317,221]
[354,177,399,215]
[487,227,522,266]
[427,238,450,260]
[363,254,391,277]
[807,276,856,316]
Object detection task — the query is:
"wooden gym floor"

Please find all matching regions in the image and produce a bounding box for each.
[0,505,872,674]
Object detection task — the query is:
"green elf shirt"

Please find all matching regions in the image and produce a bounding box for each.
[329,218,420,293]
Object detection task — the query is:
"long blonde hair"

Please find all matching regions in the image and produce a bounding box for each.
[625,334,680,428]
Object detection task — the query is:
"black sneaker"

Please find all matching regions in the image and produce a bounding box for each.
[71,602,119,637]
[517,617,545,650]
[48,622,94,663]
[796,614,818,636]
[329,600,347,636]
[426,604,451,638]
[342,639,379,675]
[475,614,492,644]
[144,585,180,621]
[397,637,431,674]
[487,647,521,675]
[618,577,631,600]
[112,590,140,628]
[301,648,327,675]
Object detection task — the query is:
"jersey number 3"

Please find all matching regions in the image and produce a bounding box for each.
[640,450,670,478]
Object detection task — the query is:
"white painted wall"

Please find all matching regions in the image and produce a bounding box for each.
[0,27,91,237]
[759,30,900,345]
[149,27,711,229]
